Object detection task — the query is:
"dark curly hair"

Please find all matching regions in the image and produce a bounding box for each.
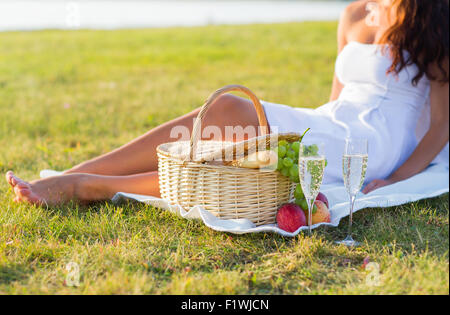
[380,0,449,85]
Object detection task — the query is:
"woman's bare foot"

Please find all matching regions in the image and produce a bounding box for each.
[5,171,110,206]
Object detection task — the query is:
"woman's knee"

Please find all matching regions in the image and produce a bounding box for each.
[211,94,243,113]
[206,94,257,126]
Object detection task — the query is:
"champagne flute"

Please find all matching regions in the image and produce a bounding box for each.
[298,142,326,235]
[336,138,368,247]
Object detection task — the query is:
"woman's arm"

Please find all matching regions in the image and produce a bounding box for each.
[363,66,449,194]
[330,75,345,102]
[329,4,350,102]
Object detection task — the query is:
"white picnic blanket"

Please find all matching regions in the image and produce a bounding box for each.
[40,164,449,237]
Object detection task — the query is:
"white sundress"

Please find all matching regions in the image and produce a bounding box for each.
[262,41,449,184]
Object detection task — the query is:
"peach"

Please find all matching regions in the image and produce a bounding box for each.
[316,192,329,208]
[311,200,331,224]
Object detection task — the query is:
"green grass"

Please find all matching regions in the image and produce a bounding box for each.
[0,22,448,295]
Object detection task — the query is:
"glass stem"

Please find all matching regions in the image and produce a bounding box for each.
[347,194,356,237]
[308,198,315,235]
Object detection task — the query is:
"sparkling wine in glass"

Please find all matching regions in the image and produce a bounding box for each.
[336,138,368,247]
[298,142,326,235]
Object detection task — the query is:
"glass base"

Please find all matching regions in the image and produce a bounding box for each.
[335,236,360,247]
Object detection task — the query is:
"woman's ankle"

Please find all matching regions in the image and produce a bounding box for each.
[74,174,114,202]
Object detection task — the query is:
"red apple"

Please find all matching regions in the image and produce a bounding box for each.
[311,200,331,224]
[276,203,307,232]
[316,192,329,208]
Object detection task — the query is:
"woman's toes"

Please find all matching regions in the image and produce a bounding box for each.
[6,173,49,206]
[14,180,30,196]
[11,177,42,205]
[5,171,16,187]
[8,172,29,189]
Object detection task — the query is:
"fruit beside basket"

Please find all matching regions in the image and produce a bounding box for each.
[274,138,332,232]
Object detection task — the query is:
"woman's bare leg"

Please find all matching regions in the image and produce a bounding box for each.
[6,171,160,206]
[5,94,262,205]
[65,94,259,176]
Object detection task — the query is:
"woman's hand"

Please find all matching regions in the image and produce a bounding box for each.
[362,178,395,194]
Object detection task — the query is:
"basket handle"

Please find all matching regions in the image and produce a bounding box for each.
[189,85,270,160]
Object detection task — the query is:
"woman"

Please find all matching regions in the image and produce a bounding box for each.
[5,0,449,206]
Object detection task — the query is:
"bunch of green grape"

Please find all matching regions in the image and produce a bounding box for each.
[275,140,321,182]
[275,140,320,213]
[275,139,301,183]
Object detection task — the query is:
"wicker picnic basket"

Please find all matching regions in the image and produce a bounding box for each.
[157,85,301,226]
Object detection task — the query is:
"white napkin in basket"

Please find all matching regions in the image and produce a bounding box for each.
[40,164,449,237]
